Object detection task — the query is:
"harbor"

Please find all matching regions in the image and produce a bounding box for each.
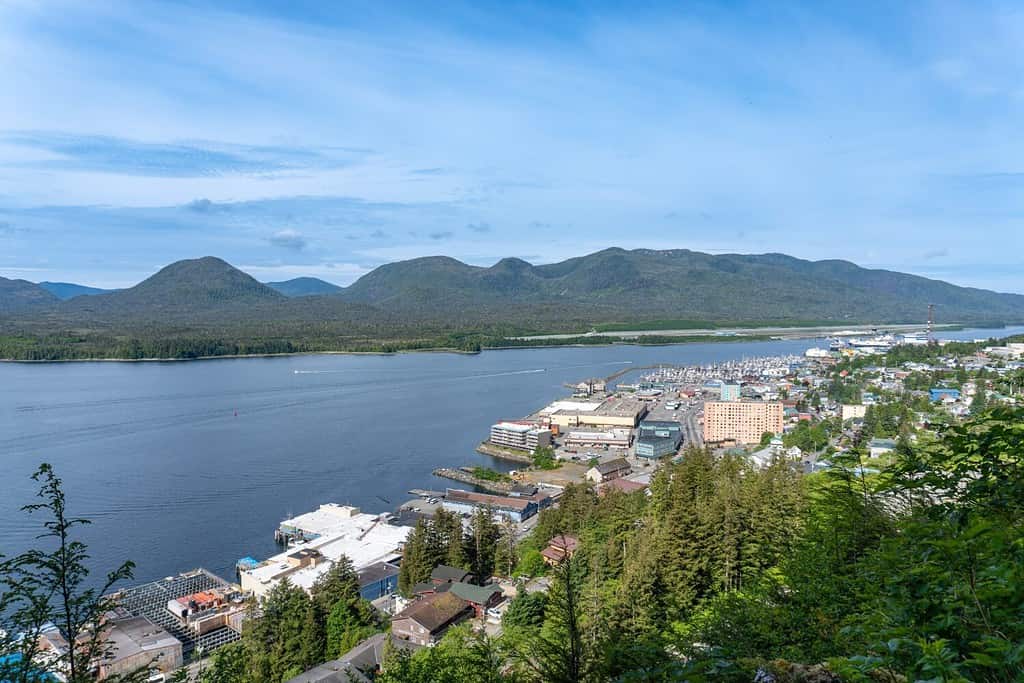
[2,326,1019,596]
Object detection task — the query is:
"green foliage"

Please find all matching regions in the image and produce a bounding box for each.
[378,626,506,683]
[782,419,833,452]
[532,445,559,470]
[470,467,511,482]
[0,464,146,683]
[503,591,548,631]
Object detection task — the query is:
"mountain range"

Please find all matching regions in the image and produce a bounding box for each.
[3,249,1024,339]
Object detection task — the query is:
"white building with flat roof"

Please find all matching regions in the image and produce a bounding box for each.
[242,506,412,598]
[489,422,552,451]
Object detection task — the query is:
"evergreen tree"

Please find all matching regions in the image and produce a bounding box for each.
[463,507,500,584]
[0,464,146,683]
[198,642,248,683]
[242,579,314,683]
[398,519,438,596]
[324,599,377,659]
[493,516,518,578]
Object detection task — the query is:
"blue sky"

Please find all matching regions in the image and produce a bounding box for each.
[1,0,1023,291]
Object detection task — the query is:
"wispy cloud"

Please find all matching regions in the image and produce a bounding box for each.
[466,222,491,233]
[428,231,454,240]
[0,131,367,178]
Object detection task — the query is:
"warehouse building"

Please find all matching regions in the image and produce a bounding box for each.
[540,396,648,429]
[564,427,632,449]
[242,507,412,598]
[489,422,552,451]
[442,488,547,523]
[703,401,783,445]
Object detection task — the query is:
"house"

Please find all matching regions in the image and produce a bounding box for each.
[868,438,897,458]
[391,592,474,646]
[541,534,580,566]
[597,477,647,496]
[431,564,473,585]
[447,582,504,617]
[585,458,631,483]
[930,388,961,402]
[285,633,421,683]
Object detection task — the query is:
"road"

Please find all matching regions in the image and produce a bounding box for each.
[680,401,703,448]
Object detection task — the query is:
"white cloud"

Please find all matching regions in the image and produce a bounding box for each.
[267,229,306,250]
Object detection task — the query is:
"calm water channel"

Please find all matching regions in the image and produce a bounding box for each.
[1,326,1020,584]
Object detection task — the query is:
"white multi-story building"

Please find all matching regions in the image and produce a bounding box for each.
[489,422,552,451]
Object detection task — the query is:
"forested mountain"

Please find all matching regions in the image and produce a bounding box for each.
[265,277,343,297]
[0,277,59,313]
[2,248,1023,359]
[57,256,286,320]
[336,248,1024,322]
[37,282,111,300]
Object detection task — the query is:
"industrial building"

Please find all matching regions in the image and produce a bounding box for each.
[564,427,632,449]
[703,401,784,445]
[102,569,242,663]
[635,420,683,458]
[442,488,546,522]
[38,612,184,681]
[538,396,648,428]
[488,422,552,452]
[242,506,412,598]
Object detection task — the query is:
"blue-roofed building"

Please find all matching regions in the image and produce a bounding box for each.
[635,420,683,458]
[930,388,961,402]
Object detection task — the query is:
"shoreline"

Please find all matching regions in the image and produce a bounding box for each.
[0,322,1009,364]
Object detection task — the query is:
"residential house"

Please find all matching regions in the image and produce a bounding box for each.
[391,592,474,646]
[869,438,897,458]
[541,534,580,566]
[447,582,504,617]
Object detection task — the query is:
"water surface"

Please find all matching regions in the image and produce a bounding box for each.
[1,326,1019,583]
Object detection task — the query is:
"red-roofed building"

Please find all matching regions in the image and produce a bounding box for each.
[541,534,580,566]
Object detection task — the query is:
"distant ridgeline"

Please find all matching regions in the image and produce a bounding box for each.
[2,249,1023,359]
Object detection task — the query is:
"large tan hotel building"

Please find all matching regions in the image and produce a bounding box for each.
[703,401,784,444]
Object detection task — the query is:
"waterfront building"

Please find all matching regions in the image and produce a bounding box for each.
[488,422,552,451]
[441,488,543,522]
[242,507,412,598]
[539,396,648,428]
[703,401,784,445]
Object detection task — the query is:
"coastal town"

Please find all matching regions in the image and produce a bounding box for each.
[21,330,1023,682]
